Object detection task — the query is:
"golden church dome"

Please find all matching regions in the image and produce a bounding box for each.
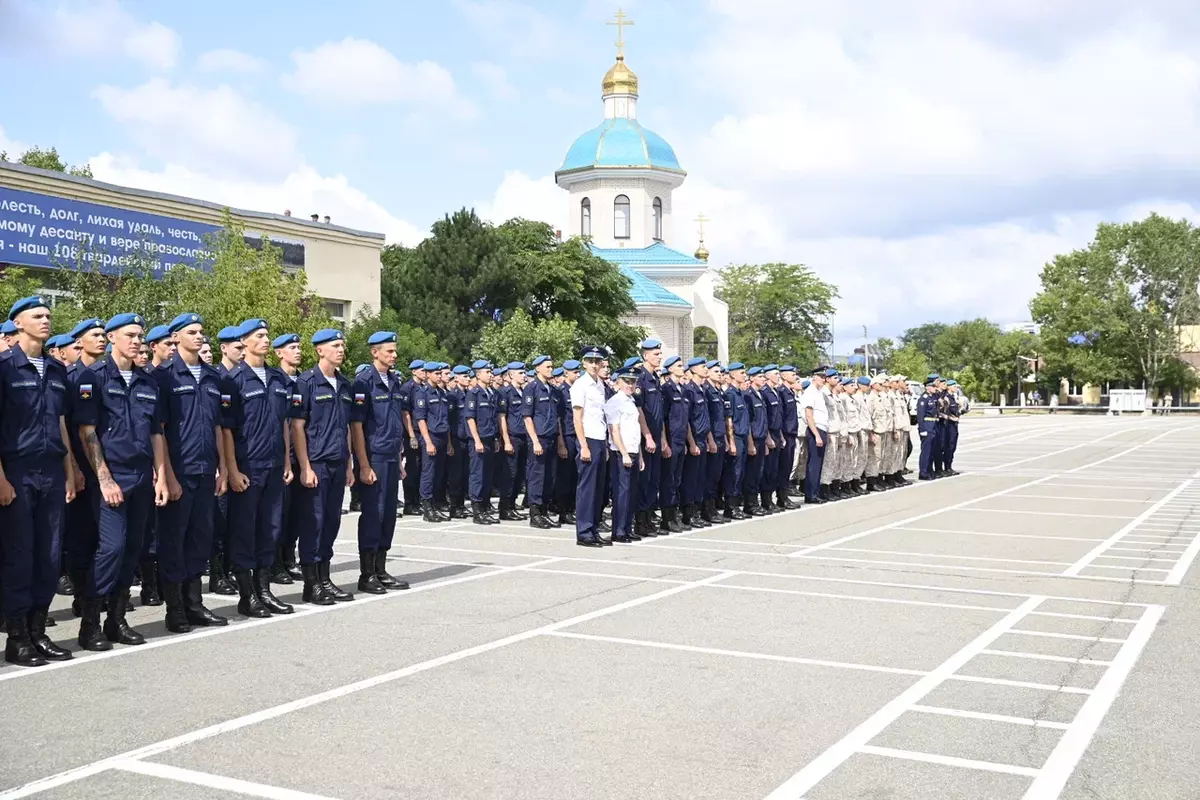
[694,244,709,262]
[602,56,639,96]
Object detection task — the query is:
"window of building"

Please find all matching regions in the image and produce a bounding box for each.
[324,300,347,325]
[652,197,663,241]
[580,197,591,237]
[614,194,630,239]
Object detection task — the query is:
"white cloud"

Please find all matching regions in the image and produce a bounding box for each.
[2,0,183,69]
[471,61,517,100]
[475,171,563,229]
[91,78,300,180]
[282,38,475,118]
[0,125,28,159]
[452,0,562,56]
[197,48,266,74]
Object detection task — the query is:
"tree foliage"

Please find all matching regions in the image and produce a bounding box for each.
[474,308,580,366]
[923,319,1041,402]
[886,342,931,380]
[899,322,947,360]
[716,262,838,367]
[1,145,93,178]
[0,267,45,320]
[344,306,448,372]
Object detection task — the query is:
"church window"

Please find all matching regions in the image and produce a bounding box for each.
[581,197,592,236]
[614,194,631,239]
[652,197,663,241]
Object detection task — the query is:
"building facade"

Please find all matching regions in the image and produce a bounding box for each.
[0,161,383,323]
[554,37,729,361]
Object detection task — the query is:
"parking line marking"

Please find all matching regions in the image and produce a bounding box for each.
[907,705,1070,730]
[893,528,1108,543]
[821,547,1074,566]
[857,745,1040,777]
[945,674,1093,695]
[980,649,1112,666]
[1006,630,1126,644]
[1166,526,1200,585]
[112,760,340,800]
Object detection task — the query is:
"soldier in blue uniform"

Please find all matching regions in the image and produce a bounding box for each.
[496,362,528,521]
[73,313,171,650]
[633,339,664,537]
[680,357,712,529]
[445,365,472,520]
[742,367,769,516]
[413,361,451,523]
[916,375,939,480]
[270,333,304,585]
[776,366,800,509]
[0,296,76,666]
[398,360,426,516]
[722,363,749,519]
[554,360,581,526]
[349,331,410,595]
[522,355,562,529]
[659,355,690,533]
[464,360,499,525]
[943,379,961,476]
[62,318,106,611]
[761,365,783,513]
[155,312,231,631]
[208,326,244,597]
[291,328,356,605]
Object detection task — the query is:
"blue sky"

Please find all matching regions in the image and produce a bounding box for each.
[3,0,1200,346]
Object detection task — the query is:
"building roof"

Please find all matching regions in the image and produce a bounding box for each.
[591,241,706,267]
[558,118,683,173]
[620,265,691,309]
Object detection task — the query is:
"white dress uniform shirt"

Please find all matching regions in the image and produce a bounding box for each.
[570,371,608,440]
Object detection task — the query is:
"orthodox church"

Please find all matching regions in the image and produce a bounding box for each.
[555,14,729,361]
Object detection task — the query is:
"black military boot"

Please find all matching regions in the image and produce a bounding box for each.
[28,607,71,661]
[357,551,387,595]
[138,559,162,606]
[208,556,236,595]
[233,570,271,618]
[375,550,409,590]
[103,589,146,646]
[472,501,495,525]
[499,500,522,521]
[679,504,694,530]
[318,561,354,602]
[77,598,111,651]
[530,505,554,530]
[270,545,294,585]
[710,498,729,523]
[777,489,797,510]
[301,563,335,605]
[760,491,776,514]
[666,506,683,534]
[5,615,47,667]
[422,501,442,523]
[185,579,229,627]
[56,572,74,596]
[254,569,294,614]
[449,500,469,520]
[162,582,192,634]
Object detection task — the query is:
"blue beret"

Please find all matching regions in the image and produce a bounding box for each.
[840,377,852,385]
[663,354,681,369]
[824,368,840,378]
[616,366,639,378]
[552,367,564,377]
[638,338,662,351]
[801,379,811,389]
[168,313,202,333]
[525,369,535,377]
[946,379,958,386]
[105,313,145,333]
[8,295,49,321]
[924,375,938,385]
[531,355,551,367]
[69,318,103,338]
[563,359,581,371]
[727,361,745,371]
[453,365,471,375]
[658,366,669,376]
[506,361,525,372]
[0,321,16,335]
[272,333,300,348]
[422,361,439,371]
[764,363,779,372]
[367,331,396,346]
[239,318,268,337]
[857,376,871,386]
[47,334,74,349]
[145,325,172,344]
[748,366,763,376]
[492,366,506,377]
[311,328,344,345]
[706,359,721,369]
[622,356,643,370]
[580,345,608,360]
[354,363,371,375]
[686,357,706,369]
[471,359,491,370]
[926,373,940,383]
[781,365,796,373]
[216,326,240,343]
[408,359,425,370]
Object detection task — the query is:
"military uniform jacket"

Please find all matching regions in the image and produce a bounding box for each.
[222,362,293,471]
[823,390,844,436]
[684,380,711,438]
[291,367,353,463]
[916,394,938,435]
[841,393,862,434]
[73,360,165,482]
[350,366,405,462]
[779,385,799,436]
[704,382,727,440]
[499,385,527,441]
[157,357,226,476]
[663,379,690,443]
[413,383,450,436]
[726,386,750,437]
[763,385,783,434]
[465,386,499,439]
[0,346,70,465]
[868,391,892,434]
[747,388,768,439]
[892,392,910,432]
[448,386,469,441]
[634,367,664,436]
[553,383,574,439]
[521,378,559,439]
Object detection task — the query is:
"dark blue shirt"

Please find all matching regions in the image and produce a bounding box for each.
[412,383,449,435]
[0,347,70,465]
[780,385,799,436]
[222,362,294,470]
[448,386,469,441]
[464,386,499,439]
[73,360,165,484]
[501,384,527,440]
[726,386,750,437]
[155,357,225,476]
[685,381,710,438]
[350,367,405,461]
[763,385,783,434]
[554,383,574,439]
[66,361,95,477]
[705,382,727,442]
[521,378,559,439]
[663,379,689,443]
[634,366,664,436]
[291,367,352,463]
[917,394,938,434]
[747,388,768,439]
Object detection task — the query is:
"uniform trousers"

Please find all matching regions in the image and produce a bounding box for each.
[744,436,766,498]
[159,474,217,582]
[358,458,401,551]
[804,429,826,501]
[525,434,558,506]
[554,436,578,512]
[401,440,422,512]
[724,434,747,498]
[706,441,726,499]
[447,437,469,505]
[820,435,841,484]
[468,438,495,504]
[141,507,157,559]
[793,435,807,483]
[840,433,860,482]
[777,434,797,491]
[279,469,299,560]
[866,431,884,477]
[682,448,707,505]
[933,422,946,471]
[211,492,231,569]
[498,434,527,504]
[575,438,607,540]
[608,452,637,537]
[88,473,152,599]
[659,439,686,508]
[296,460,347,564]
[66,481,98,589]
[918,430,936,477]
[638,441,661,512]
[0,458,65,616]
[763,434,781,494]
[228,469,282,571]
[420,434,448,502]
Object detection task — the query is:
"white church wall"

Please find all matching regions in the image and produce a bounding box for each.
[690,270,730,362]
[563,175,676,248]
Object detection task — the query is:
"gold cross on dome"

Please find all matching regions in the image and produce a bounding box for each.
[694,213,709,239]
[607,8,635,58]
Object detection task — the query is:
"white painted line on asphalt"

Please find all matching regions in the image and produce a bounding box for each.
[1022,605,1166,799]
[1082,565,1169,573]
[907,705,1071,730]
[893,527,1108,543]
[1166,525,1200,584]
[821,547,1074,567]
[958,508,1133,520]
[1090,554,1177,563]
[760,597,1044,799]
[856,745,1041,777]
[112,760,340,800]
[0,570,739,800]
[1006,629,1126,644]
[792,553,1062,577]
[1005,494,1157,503]
[980,649,1112,667]
[1030,611,1138,624]
[705,582,1013,614]
[543,631,929,677]
[945,674,1093,695]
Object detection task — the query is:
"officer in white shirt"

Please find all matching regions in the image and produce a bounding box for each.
[570,345,610,547]
[604,367,642,543]
[800,368,829,503]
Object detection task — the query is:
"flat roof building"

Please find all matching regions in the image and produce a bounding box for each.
[0,161,383,324]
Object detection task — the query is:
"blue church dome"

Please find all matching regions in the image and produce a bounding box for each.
[558,118,683,173]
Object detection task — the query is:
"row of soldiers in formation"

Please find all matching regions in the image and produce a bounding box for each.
[0,299,964,667]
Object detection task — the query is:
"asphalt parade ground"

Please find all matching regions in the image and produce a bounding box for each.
[2,415,1200,800]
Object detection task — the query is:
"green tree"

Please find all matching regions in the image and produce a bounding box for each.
[474,308,580,366]
[899,322,947,360]
[344,306,448,373]
[886,342,931,379]
[1,145,93,178]
[716,262,838,366]
[0,267,45,322]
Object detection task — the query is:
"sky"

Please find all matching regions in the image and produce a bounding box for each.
[2,0,1200,349]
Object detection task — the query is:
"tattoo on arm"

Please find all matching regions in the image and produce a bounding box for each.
[82,428,112,482]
